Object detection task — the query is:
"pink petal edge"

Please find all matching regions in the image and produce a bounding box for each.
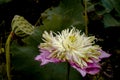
[99,50,111,59]
[70,62,101,77]
[35,49,61,65]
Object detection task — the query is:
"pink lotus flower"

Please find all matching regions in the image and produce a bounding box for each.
[35,27,111,77]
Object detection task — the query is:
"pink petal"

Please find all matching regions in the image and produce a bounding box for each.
[40,59,50,65]
[72,66,86,77]
[35,49,61,65]
[87,63,101,68]
[35,55,42,61]
[85,63,100,75]
[70,62,87,77]
[86,68,100,75]
[69,61,101,77]
[99,50,111,59]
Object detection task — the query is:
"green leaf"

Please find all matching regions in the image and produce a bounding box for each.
[110,0,120,15]
[101,0,114,13]
[40,0,85,31]
[103,14,120,28]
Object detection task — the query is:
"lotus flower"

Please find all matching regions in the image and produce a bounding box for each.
[35,27,110,77]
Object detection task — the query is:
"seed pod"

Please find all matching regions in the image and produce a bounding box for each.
[11,15,34,37]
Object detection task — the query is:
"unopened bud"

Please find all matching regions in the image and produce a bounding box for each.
[11,15,34,37]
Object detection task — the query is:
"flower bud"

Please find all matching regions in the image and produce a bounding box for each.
[11,15,34,37]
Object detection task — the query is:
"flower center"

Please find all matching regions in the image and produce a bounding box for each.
[62,35,77,52]
[69,35,76,43]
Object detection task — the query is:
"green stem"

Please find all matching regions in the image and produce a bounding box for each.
[35,15,41,26]
[5,31,13,80]
[84,0,88,35]
[66,62,70,80]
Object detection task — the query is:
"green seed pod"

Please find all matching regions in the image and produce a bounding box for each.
[11,15,35,37]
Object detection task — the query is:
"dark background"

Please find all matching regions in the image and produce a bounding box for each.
[0,0,120,80]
